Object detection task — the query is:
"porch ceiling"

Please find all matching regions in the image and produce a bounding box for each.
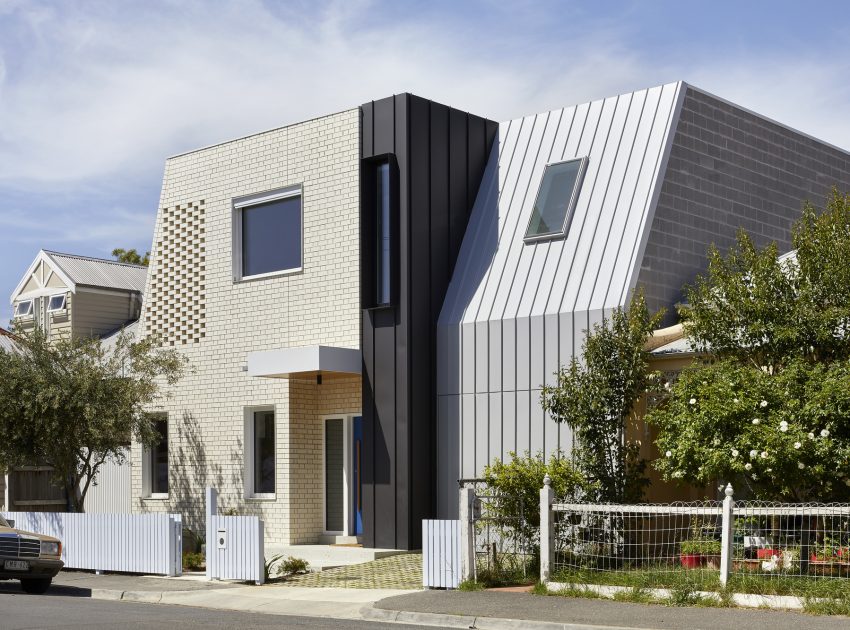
[247,345,361,379]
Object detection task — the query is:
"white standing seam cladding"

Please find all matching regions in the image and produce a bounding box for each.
[436,82,684,516]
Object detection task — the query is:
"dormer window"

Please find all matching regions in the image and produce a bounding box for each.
[47,294,67,313]
[14,300,33,318]
[524,157,588,242]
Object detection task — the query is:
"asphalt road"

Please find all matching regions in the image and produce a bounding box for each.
[0,591,426,630]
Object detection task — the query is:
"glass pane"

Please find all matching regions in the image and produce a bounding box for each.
[253,411,275,494]
[376,162,391,304]
[151,420,169,494]
[525,158,585,239]
[242,195,302,277]
[15,301,32,316]
[48,295,65,311]
[325,419,344,532]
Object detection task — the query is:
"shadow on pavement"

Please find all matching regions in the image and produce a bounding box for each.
[0,580,93,598]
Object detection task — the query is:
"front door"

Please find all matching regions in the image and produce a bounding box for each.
[323,415,363,537]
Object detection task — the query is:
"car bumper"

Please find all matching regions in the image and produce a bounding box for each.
[0,557,63,580]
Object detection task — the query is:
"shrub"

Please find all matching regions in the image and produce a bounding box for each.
[182,551,204,571]
[277,556,309,576]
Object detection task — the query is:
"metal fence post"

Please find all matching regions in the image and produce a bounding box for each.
[540,474,554,583]
[719,483,734,587]
[205,487,217,580]
[459,485,475,583]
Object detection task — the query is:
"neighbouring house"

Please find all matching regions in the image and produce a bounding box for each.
[5,250,147,513]
[134,81,850,550]
[0,327,19,511]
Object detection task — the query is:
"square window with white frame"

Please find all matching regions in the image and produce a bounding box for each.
[233,187,302,280]
[245,407,275,498]
[14,300,33,318]
[47,294,66,313]
[144,415,169,498]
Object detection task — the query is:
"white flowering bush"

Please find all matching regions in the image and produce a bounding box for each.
[649,191,850,501]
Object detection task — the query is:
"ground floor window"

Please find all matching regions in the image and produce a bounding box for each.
[144,415,169,498]
[245,407,275,498]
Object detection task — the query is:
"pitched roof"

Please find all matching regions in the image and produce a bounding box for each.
[42,251,147,293]
[0,327,20,354]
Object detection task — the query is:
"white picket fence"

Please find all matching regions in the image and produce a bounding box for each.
[205,488,264,584]
[422,519,461,588]
[2,511,182,576]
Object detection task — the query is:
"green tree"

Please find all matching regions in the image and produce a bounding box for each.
[112,248,149,266]
[0,328,186,511]
[649,189,850,500]
[540,292,662,503]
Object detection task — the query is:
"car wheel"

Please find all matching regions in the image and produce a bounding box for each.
[20,578,52,594]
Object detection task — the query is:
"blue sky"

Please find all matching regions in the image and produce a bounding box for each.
[2,0,850,325]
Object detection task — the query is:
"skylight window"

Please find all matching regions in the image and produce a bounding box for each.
[524,157,588,241]
[47,294,67,312]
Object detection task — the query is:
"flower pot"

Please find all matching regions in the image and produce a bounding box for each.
[680,553,702,569]
[757,548,778,559]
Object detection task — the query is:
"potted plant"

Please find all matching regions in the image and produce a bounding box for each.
[680,539,722,569]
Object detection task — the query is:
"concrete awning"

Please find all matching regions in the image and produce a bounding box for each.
[247,345,361,379]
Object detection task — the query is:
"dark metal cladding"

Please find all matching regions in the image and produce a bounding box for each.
[360,94,497,549]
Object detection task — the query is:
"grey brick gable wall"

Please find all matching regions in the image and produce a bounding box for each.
[638,85,850,323]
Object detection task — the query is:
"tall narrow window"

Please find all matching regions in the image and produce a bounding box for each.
[375,161,391,305]
[150,418,169,496]
[253,410,275,495]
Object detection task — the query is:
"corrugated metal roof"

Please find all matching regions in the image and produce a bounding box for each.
[100,319,140,354]
[650,337,698,355]
[0,328,20,354]
[43,251,147,293]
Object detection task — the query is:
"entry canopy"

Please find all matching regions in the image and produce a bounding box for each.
[247,345,361,378]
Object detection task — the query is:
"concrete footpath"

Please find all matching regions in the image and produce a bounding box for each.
[0,571,415,620]
[372,590,850,630]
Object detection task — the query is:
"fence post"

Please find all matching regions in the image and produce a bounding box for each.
[459,485,475,583]
[540,474,554,584]
[719,483,734,587]
[205,487,217,580]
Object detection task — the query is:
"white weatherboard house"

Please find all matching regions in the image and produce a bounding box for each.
[118,81,850,547]
[5,250,147,513]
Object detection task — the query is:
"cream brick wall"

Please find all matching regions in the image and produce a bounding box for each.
[131,109,361,544]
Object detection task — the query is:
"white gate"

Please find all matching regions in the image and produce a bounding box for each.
[422,519,461,588]
[205,488,264,584]
[2,511,182,576]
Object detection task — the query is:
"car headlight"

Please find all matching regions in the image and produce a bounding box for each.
[40,541,61,556]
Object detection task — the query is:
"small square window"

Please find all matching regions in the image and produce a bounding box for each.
[524,157,588,241]
[47,295,66,312]
[234,188,302,280]
[14,300,33,318]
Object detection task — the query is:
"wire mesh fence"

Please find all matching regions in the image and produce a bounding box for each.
[731,502,850,579]
[552,501,723,578]
[459,478,536,584]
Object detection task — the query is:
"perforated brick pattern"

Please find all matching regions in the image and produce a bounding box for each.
[145,201,206,345]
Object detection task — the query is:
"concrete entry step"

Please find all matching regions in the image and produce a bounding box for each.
[266,544,409,571]
[318,534,362,546]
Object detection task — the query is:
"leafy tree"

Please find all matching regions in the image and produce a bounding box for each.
[540,292,662,503]
[112,248,150,266]
[649,189,850,500]
[0,327,186,511]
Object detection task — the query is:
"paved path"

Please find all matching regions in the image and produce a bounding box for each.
[280,553,422,590]
[375,590,850,630]
[0,591,427,629]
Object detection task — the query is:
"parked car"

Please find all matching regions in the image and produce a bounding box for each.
[0,514,63,593]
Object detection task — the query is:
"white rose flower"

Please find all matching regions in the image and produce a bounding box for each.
[760,400,768,408]
[733,398,739,404]
[794,442,802,449]
[808,432,815,440]
[749,449,758,458]
[731,449,739,457]
[798,462,805,470]
[689,398,697,405]
[672,471,683,479]
[766,468,772,473]
[752,418,761,425]
[751,474,758,481]
[665,450,672,458]
[779,425,788,433]
[744,463,753,471]
[664,382,671,390]
[821,429,830,438]
[761,451,768,459]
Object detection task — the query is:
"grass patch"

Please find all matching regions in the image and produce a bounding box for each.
[458,579,485,592]
[530,581,549,596]
[612,586,658,604]
[803,596,850,616]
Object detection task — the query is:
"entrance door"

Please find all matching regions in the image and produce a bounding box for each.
[351,416,363,536]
